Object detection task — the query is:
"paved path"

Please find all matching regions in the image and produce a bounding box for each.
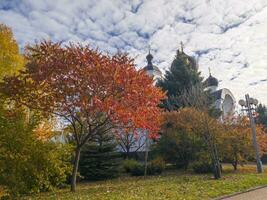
[223,186,267,200]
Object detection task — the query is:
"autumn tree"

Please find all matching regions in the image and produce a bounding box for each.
[0,103,72,198]
[163,108,222,179]
[0,23,24,80]
[1,41,165,192]
[220,116,267,170]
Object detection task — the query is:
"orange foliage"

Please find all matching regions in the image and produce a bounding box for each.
[33,120,54,141]
[2,41,165,142]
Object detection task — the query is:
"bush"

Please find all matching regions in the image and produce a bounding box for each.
[130,163,144,176]
[152,128,204,170]
[122,159,140,173]
[192,161,213,174]
[126,158,165,176]
[148,157,165,175]
[0,106,72,199]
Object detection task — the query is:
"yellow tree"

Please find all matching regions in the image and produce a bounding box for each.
[220,116,267,170]
[0,23,24,80]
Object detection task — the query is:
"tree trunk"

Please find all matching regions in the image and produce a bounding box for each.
[210,144,221,179]
[232,159,238,171]
[71,146,81,192]
[126,147,130,159]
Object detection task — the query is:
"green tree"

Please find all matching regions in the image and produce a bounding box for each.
[157,48,203,110]
[0,23,24,80]
[154,126,204,170]
[79,130,122,181]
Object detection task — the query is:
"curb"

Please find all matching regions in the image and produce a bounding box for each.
[213,185,267,200]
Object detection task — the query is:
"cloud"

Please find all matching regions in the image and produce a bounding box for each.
[1,0,267,103]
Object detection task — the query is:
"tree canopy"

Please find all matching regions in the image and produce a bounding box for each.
[157,50,203,110]
[1,41,165,191]
[0,23,24,80]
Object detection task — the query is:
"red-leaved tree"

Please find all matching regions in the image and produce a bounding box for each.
[1,41,165,192]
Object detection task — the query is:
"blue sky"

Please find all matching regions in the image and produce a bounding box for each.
[1,0,267,103]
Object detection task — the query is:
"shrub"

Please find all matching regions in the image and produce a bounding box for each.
[130,163,144,176]
[152,127,204,170]
[0,106,72,199]
[192,161,213,174]
[148,157,166,175]
[122,159,140,173]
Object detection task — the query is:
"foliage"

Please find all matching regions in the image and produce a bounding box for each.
[79,132,122,181]
[179,84,222,118]
[157,49,203,110]
[130,163,145,176]
[219,116,267,170]
[1,41,165,191]
[125,158,165,176]
[147,157,166,175]
[0,105,72,199]
[192,161,213,174]
[27,169,267,200]
[154,119,204,169]
[0,23,24,80]
[191,152,213,174]
[122,159,140,173]
[160,108,222,178]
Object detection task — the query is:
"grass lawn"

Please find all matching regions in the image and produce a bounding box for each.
[23,165,267,200]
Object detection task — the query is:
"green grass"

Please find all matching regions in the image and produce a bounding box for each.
[24,166,267,200]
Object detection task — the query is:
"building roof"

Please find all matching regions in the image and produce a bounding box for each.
[204,74,219,87]
[143,51,162,74]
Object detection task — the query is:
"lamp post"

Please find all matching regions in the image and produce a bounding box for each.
[239,94,263,173]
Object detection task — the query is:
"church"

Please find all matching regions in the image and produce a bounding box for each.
[117,45,236,155]
[143,45,236,118]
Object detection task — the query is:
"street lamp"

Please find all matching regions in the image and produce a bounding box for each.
[239,94,263,173]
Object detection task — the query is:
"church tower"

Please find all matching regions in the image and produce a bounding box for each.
[143,49,162,81]
[204,69,219,93]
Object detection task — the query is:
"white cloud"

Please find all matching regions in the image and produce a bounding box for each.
[1,0,267,103]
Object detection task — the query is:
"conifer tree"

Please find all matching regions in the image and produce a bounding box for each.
[79,129,122,181]
[157,48,203,110]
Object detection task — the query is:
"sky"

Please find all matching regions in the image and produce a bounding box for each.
[1,0,267,104]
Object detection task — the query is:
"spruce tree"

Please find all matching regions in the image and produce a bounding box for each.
[157,49,203,110]
[79,130,122,181]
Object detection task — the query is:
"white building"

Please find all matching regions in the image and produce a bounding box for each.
[204,72,236,119]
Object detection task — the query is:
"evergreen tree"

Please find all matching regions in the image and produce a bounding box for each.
[157,48,203,110]
[79,130,122,181]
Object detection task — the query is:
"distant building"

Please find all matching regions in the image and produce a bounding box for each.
[143,46,236,119]
[143,49,162,82]
[204,71,236,119]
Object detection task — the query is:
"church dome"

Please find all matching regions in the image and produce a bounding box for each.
[204,74,219,87]
[143,51,162,75]
[175,42,198,70]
